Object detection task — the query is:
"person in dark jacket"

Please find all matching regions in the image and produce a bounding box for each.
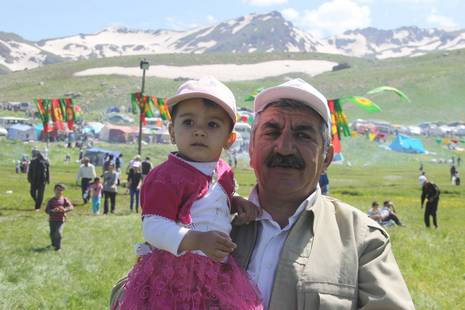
[421,180,440,228]
[27,151,50,211]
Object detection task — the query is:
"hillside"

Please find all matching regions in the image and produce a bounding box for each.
[0,49,464,124]
[1,11,465,72]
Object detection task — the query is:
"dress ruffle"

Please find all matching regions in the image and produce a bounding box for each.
[118,249,263,310]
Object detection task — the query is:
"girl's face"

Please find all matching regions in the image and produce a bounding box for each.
[169,99,235,162]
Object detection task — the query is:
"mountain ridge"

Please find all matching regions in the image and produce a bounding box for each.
[1,11,464,72]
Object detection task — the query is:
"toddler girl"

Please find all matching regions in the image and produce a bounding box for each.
[117,77,262,309]
[88,177,103,214]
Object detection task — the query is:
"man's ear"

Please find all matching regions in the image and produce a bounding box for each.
[168,123,176,144]
[224,131,237,149]
[323,145,334,168]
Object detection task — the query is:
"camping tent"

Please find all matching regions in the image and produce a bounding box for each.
[83,122,104,136]
[84,147,121,166]
[7,124,35,141]
[389,134,426,154]
[99,124,138,143]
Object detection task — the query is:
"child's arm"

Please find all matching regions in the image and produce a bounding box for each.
[63,198,74,212]
[230,195,261,225]
[143,216,236,263]
[178,230,236,262]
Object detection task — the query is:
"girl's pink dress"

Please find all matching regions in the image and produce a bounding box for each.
[117,154,263,310]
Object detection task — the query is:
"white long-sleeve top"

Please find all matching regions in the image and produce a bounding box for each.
[143,159,232,257]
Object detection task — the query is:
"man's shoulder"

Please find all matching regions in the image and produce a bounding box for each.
[319,195,389,239]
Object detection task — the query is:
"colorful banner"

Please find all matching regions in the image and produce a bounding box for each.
[33,97,78,134]
[131,93,171,123]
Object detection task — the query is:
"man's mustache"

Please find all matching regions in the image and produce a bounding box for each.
[265,153,305,169]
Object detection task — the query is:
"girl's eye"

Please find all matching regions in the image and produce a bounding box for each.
[208,121,220,128]
[182,119,193,126]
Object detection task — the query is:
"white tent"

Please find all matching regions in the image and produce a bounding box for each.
[7,124,35,141]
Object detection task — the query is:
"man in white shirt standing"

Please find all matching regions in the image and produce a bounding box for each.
[76,157,96,204]
[230,79,414,309]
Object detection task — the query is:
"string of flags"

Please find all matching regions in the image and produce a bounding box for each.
[130,93,171,124]
[34,98,81,133]
[244,85,411,154]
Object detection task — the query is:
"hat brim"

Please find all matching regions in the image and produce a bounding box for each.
[254,86,329,125]
[167,92,236,124]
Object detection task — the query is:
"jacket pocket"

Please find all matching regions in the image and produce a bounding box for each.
[297,282,356,310]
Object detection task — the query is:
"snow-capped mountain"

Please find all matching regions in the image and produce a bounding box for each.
[1,11,464,72]
[326,26,465,59]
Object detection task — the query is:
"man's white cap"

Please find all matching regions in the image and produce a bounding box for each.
[254,78,330,128]
[167,77,237,124]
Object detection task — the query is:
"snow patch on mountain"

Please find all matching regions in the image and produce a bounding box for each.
[74,59,337,81]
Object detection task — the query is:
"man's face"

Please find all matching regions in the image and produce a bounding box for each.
[169,98,235,162]
[250,105,332,202]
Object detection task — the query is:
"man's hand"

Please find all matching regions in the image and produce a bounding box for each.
[231,196,261,225]
[178,230,236,263]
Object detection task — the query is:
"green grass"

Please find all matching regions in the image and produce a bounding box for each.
[1,49,465,123]
[0,138,464,309]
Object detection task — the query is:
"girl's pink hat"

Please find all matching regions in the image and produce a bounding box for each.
[167,76,237,124]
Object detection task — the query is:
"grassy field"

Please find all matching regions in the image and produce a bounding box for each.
[1,49,465,124]
[0,138,464,309]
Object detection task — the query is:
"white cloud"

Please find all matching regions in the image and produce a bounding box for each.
[427,12,458,29]
[206,15,217,24]
[285,0,371,37]
[164,17,202,30]
[281,8,299,20]
[243,0,287,6]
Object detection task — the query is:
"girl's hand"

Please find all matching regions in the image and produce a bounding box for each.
[231,196,260,225]
[178,230,236,263]
[197,231,237,262]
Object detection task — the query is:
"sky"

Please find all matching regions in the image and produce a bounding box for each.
[3,0,464,41]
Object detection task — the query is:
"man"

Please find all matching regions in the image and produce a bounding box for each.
[109,78,414,309]
[421,180,440,228]
[76,157,96,204]
[141,156,153,180]
[230,79,414,309]
[418,171,427,187]
[27,151,50,211]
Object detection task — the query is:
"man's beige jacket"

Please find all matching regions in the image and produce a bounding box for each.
[231,193,415,310]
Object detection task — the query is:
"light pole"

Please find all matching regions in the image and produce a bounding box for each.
[138,59,149,156]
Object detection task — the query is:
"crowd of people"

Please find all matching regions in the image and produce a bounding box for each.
[24,76,463,309]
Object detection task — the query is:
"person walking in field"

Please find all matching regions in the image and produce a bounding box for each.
[127,164,142,213]
[140,156,152,180]
[103,163,118,214]
[28,151,50,211]
[45,183,74,251]
[76,157,96,204]
[88,177,103,215]
[421,179,440,228]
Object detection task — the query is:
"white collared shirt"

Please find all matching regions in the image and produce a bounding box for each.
[247,186,319,309]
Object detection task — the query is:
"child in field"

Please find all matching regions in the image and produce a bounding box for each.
[117,77,263,309]
[45,183,74,251]
[88,177,103,214]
